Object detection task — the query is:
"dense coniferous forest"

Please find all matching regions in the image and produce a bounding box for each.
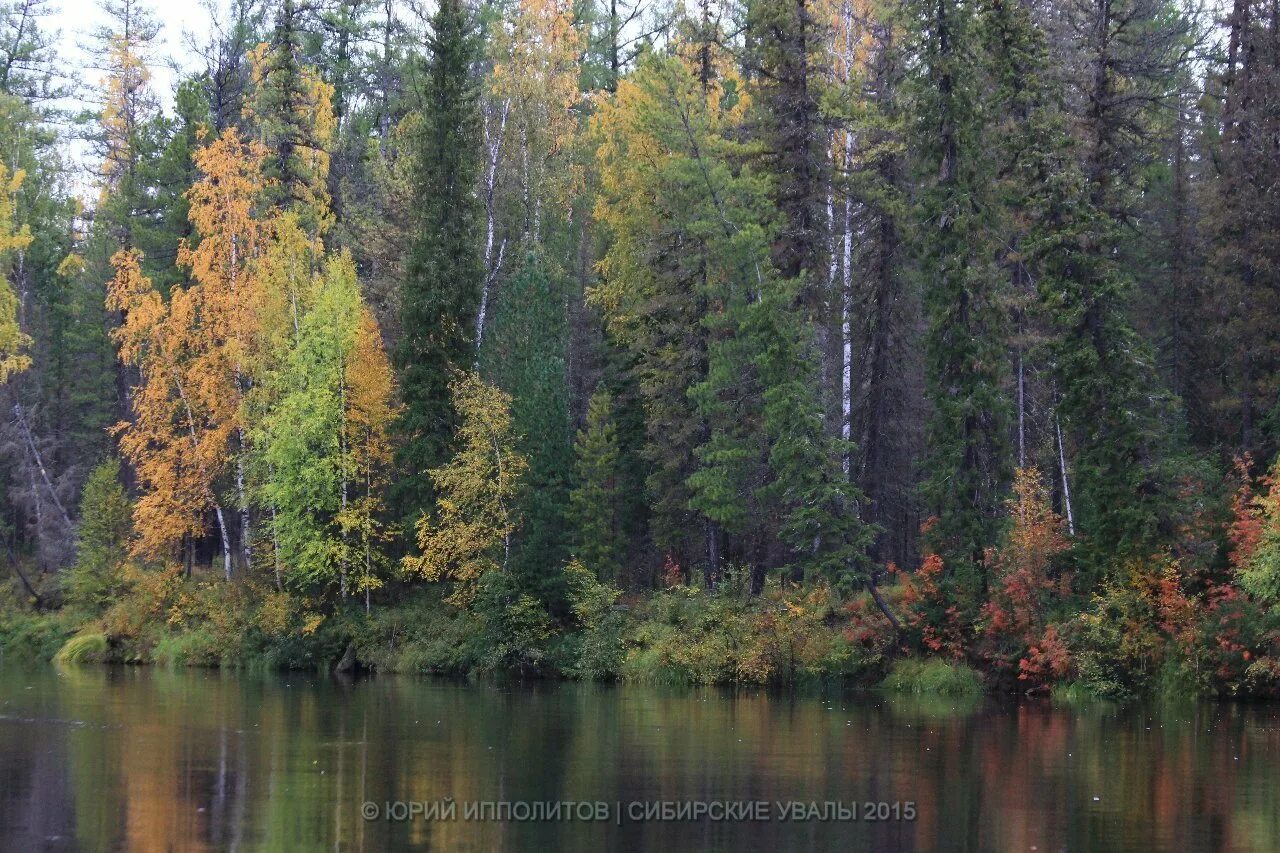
[1,0,1280,698]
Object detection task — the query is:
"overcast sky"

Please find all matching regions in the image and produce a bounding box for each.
[41,0,213,190]
[50,0,212,102]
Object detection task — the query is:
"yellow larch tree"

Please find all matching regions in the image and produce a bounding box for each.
[339,309,400,610]
[0,163,32,382]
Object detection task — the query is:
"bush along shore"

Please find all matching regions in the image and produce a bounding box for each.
[5,464,1280,702]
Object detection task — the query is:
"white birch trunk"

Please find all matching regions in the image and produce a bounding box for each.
[840,131,855,477]
[476,99,510,352]
[215,505,233,581]
[1056,415,1075,536]
[236,435,251,570]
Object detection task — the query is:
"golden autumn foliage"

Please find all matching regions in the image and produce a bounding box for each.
[98,32,152,200]
[110,130,271,567]
[984,468,1071,639]
[978,468,1073,682]
[488,0,584,212]
[0,163,32,382]
[253,212,321,369]
[179,128,272,330]
[337,309,399,599]
[107,250,217,558]
[405,371,527,607]
[588,51,753,340]
[256,248,399,596]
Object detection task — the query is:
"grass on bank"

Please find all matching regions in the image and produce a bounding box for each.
[880,658,984,695]
[53,631,108,664]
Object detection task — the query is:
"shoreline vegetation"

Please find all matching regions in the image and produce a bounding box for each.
[1,0,1280,707]
[7,457,1280,703]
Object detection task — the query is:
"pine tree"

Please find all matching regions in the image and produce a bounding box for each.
[595,49,873,590]
[0,75,108,571]
[0,0,64,106]
[394,0,483,522]
[135,78,208,292]
[824,0,922,571]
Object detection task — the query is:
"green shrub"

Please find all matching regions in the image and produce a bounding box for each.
[471,572,555,675]
[0,606,78,660]
[63,459,131,615]
[558,560,628,680]
[152,628,220,667]
[880,658,983,695]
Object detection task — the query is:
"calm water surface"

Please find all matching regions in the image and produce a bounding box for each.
[1,665,1278,851]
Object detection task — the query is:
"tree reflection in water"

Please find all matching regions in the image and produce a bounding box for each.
[1,666,1277,851]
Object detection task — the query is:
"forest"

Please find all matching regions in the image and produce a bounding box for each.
[0,0,1278,701]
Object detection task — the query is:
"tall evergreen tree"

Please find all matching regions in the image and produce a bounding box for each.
[910,0,1009,587]
[1205,0,1280,455]
[481,251,572,605]
[1036,0,1191,565]
[568,386,624,583]
[246,0,337,236]
[394,0,483,523]
[746,0,830,310]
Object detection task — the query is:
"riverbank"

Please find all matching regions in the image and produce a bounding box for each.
[5,559,1279,702]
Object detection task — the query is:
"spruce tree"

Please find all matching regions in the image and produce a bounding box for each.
[248,0,336,235]
[745,0,829,308]
[394,0,483,522]
[481,251,572,605]
[1035,0,1192,566]
[1205,0,1280,455]
[911,0,1010,588]
[568,387,624,583]
[64,458,130,614]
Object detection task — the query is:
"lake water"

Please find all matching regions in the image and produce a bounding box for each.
[1,665,1278,851]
